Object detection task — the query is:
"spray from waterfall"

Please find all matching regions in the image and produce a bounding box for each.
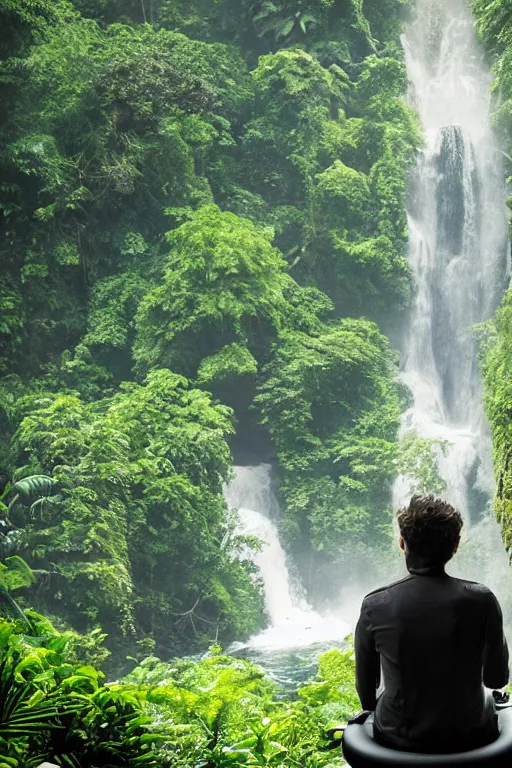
[224,465,350,650]
[396,0,511,605]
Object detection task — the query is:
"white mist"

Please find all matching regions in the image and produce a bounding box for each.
[224,465,350,650]
[396,0,511,604]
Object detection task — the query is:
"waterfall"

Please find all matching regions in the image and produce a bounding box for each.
[224,465,350,650]
[397,0,511,599]
[224,465,301,624]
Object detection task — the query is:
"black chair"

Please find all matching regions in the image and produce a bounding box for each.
[327,696,512,768]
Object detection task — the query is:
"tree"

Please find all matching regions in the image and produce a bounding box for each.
[9,372,264,657]
[481,295,512,553]
[134,205,290,378]
[0,0,56,59]
[255,319,401,578]
[474,0,512,556]
[0,0,423,661]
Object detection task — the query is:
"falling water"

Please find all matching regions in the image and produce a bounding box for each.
[224,465,349,668]
[224,465,302,625]
[396,0,511,602]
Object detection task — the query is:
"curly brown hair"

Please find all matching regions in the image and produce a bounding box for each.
[396,495,463,566]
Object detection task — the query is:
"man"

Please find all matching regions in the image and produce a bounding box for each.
[355,495,509,754]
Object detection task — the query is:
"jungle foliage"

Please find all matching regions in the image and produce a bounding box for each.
[0,607,359,768]
[474,0,512,557]
[0,612,169,767]
[0,0,419,656]
[121,644,359,768]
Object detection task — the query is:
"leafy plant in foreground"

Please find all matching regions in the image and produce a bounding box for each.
[124,645,357,767]
[0,616,168,767]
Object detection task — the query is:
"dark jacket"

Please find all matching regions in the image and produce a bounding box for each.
[354,558,509,753]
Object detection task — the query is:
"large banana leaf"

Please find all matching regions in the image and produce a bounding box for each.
[11,477,57,507]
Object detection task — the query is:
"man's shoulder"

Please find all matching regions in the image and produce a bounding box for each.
[362,575,414,605]
[454,577,495,599]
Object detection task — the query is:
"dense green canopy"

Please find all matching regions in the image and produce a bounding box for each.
[1,0,512,765]
[2,0,510,687]
[0,0,421,657]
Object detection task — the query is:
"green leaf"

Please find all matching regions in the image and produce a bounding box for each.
[299,14,317,34]
[10,476,56,506]
[278,18,295,39]
[0,558,35,593]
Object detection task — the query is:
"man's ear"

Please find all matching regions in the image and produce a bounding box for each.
[453,536,461,554]
[399,536,405,552]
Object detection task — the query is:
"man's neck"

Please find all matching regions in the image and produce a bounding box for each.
[405,552,446,577]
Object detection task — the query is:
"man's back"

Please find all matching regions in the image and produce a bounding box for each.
[355,566,509,753]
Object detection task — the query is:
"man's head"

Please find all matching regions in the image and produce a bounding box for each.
[396,494,463,567]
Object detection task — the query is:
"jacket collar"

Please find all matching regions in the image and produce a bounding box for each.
[405,553,447,577]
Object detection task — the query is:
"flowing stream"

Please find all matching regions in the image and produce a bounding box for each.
[395,0,511,606]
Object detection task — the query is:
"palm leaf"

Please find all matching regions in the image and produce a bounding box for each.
[299,13,317,34]
[0,653,86,741]
[278,17,295,39]
[7,476,58,531]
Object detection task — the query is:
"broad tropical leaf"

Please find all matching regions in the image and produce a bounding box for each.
[11,476,56,506]
[299,14,317,34]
